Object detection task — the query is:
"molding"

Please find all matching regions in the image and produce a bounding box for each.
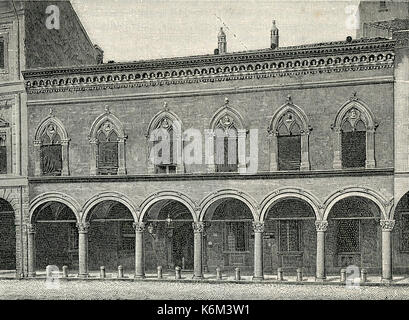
[26,76,395,106]
[27,168,394,184]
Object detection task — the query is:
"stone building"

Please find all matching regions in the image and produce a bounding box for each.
[1,0,409,282]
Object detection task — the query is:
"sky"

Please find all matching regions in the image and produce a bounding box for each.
[70,0,362,62]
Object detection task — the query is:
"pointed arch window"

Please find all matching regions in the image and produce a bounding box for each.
[34,114,69,176]
[208,100,247,174]
[332,98,377,169]
[89,110,127,175]
[146,108,183,174]
[0,118,11,174]
[268,99,311,171]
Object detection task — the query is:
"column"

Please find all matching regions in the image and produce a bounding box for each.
[118,138,127,175]
[315,220,328,281]
[27,224,36,277]
[300,132,310,171]
[77,222,89,278]
[89,139,98,175]
[332,128,342,169]
[253,222,264,280]
[33,141,42,175]
[61,139,70,176]
[134,222,145,279]
[237,129,247,174]
[192,222,204,279]
[205,130,215,173]
[380,220,395,282]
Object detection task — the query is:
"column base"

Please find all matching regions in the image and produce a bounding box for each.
[315,277,326,282]
[252,276,264,281]
[381,278,393,285]
[28,272,36,278]
[134,275,145,280]
[78,273,89,279]
[192,275,203,280]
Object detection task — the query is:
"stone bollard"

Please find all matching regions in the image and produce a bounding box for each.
[361,268,367,283]
[118,265,124,279]
[235,267,241,281]
[277,268,284,281]
[62,266,68,278]
[216,267,222,280]
[296,268,303,282]
[100,266,106,279]
[157,266,163,279]
[175,266,181,280]
[340,269,346,282]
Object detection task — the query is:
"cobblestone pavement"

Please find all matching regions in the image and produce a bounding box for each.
[0,279,409,300]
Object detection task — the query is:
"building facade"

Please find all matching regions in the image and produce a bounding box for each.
[1,0,409,282]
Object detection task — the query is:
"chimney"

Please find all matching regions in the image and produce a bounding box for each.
[270,20,279,49]
[218,27,227,54]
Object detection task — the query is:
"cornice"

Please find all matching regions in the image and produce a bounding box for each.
[28,168,394,184]
[22,38,396,94]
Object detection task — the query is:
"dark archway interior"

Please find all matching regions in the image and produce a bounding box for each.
[88,201,134,272]
[144,200,194,271]
[0,198,15,270]
[264,198,316,274]
[326,196,381,273]
[34,202,77,270]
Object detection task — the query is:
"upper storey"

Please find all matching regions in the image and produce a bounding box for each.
[22,36,396,95]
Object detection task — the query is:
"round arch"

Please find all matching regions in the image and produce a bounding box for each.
[199,189,258,222]
[139,191,198,222]
[29,192,81,223]
[82,192,139,223]
[323,187,388,221]
[259,188,322,222]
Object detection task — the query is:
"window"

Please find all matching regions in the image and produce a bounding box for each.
[224,222,249,252]
[268,98,311,171]
[0,39,4,69]
[379,1,388,11]
[277,116,301,170]
[401,214,409,252]
[68,224,78,251]
[215,126,238,173]
[40,124,62,176]
[120,222,135,251]
[97,128,119,175]
[336,220,360,253]
[279,220,302,252]
[152,118,177,174]
[0,133,7,174]
[341,118,366,169]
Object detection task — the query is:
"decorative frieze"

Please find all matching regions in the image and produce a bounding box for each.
[380,220,395,232]
[252,222,265,233]
[192,222,204,233]
[133,222,145,232]
[315,220,328,232]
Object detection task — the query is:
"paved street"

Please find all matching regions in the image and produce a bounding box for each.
[0,279,409,300]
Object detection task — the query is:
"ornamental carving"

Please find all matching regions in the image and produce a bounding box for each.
[315,220,328,232]
[133,222,145,232]
[252,222,265,233]
[76,222,90,233]
[192,222,204,233]
[26,224,36,234]
[380,220,395,231]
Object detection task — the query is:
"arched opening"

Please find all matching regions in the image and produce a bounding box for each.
[203,198,254,273]
[277,113,302,171]
[391,192,409,274]
[264,199,316,274]
[33,201,78,271]
[87,201,135,274]
[341,118,366,168]
[215,126,238,173]
[326,196,381,274]
[143,200,194,272]
[0,198,15,275]
[40,123,62,176]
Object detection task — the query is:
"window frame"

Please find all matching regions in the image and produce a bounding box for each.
[223,221,250,253]
[277,220,303,254]
[0,123,11,175]
[336,219,361,255]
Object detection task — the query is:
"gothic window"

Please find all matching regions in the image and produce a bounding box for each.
[120,221,135,251]
[277,112,302,171]
[336,220,360,253]
[268,98,311,171]
[40,123,62,176]
[0,133,7,174]
[0,38,4,69]
[89,109,127,175]
[147,107,183,174]
[224,222,249,252]
[400,214,409,252]
[332,98,376,169]
[96,121,119,175]
[279,220,302,252]
[208,100,247,173]
[34,114,69,176]
[215,115,238,173]
[341,112,366,168]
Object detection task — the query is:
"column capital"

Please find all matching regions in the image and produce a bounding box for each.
[76,222,90,233]
[380,220,395,232]
[133,222,145,232]
[315,220,328,232]
[26,223,36,234]
[252,221,265,233]
[192,221,204,233]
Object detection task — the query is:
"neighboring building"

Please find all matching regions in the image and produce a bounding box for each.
[2,0,409,282]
